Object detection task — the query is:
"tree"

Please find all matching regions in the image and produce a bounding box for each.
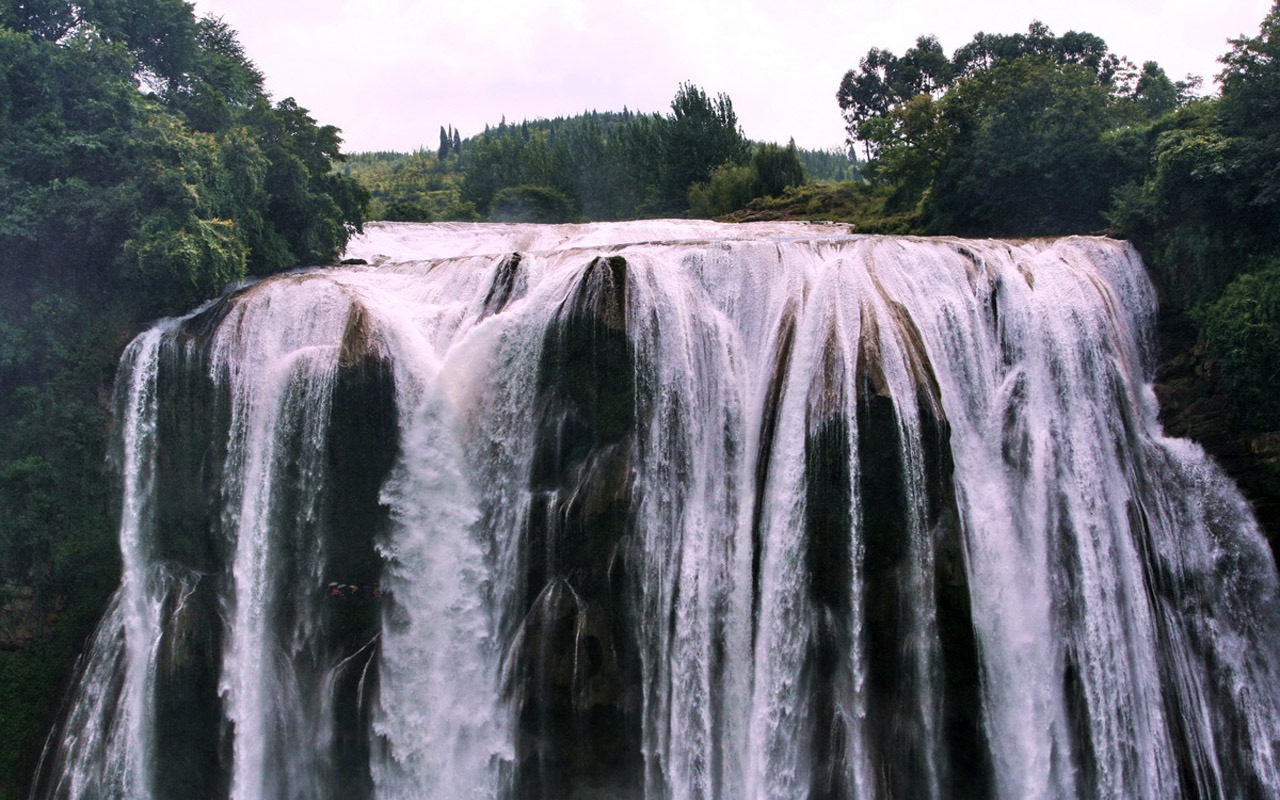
[752,139,806,199]
[838,23,1136,158]
[1107,103,1247,305]
[1203,265,1280,428]
[1108,2,1280,307]
[459,129,556,213]
[662,82,749,211]
[924,57,1132,235]
[836,46,904,159]
[688,163,755,218]
[1132,61,1180,120]
[1105,2,1280,438]
[1219,0,1280,241]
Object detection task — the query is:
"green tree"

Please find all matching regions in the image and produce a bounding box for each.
[1202,265,1280,428]
[1107,102,1249,305]
[688,163,756,217]
[1219,0,1280,252]
[752,139,806,199]
[1132,60,1181,120]
[925,57,1134,235]
[1107,2,1280,308]
[662,82,749,211]
[1106,1,1280,436]
[838,22,1136,159]
[459,129,556,213]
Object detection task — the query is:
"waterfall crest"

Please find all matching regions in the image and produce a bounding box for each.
[34,221,1280,800]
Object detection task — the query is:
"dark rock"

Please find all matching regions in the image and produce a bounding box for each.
[509,255,644,799]
[0,583,61,652]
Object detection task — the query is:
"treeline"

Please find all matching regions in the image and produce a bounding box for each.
[835,7,1280,432]
[0,0,365,792]
[343,86,858,223]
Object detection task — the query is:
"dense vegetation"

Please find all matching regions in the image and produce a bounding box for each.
[342,90,851,223]
[0,0,366,793]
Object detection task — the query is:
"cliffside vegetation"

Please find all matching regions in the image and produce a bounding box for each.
[0,0,366,793]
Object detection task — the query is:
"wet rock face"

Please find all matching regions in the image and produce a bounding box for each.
[148,334,235,800]
[152,575,228,800]
[318,353,399,800]
[142,311,400,800]
[803,413,855,800]
[513,255,644,799]
[0,583,61,651]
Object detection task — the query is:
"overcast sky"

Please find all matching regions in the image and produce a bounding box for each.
[190,0,1274,154]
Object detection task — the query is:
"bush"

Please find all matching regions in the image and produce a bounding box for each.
[1202,264,1280,430]
[688,163,756,218]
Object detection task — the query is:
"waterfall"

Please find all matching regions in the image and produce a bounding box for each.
[33,221,1280,800]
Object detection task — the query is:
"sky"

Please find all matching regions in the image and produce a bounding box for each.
[190,0,1275,154]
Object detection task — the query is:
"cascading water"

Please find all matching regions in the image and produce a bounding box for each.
[32,221,1280,799]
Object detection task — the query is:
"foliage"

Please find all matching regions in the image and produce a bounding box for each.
[661,82,750,210]
[342,150,475,222]
[1109,2,1280,310]
[688,163,756,218]
[461,128,558,214]
[1112,1,1280,431]
[837,21,1196,160]
[1202,265,1280,429]
[924,57,1137,235]
[838,22,1193,236]
[1217,1,1280,253]
[1107,102,1252,305]
[797,146,863,182]
[689,140,807,218]
[722,181,922,232]
[836,35,954,159]
[457,88,748,219]
[347,91,846,223]
[752,140,807,200]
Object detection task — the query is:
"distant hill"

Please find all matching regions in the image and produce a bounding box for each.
[341,100,861,223]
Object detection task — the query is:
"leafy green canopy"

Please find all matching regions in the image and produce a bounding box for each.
[454,84,751,220]
[347,84,850,225]
[0,0,370,583]
[837,22,1194,236]
[1203,265,1280,429]
[0,10,367,312]
[689,140,806,218]
[1108,2,1280,303]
